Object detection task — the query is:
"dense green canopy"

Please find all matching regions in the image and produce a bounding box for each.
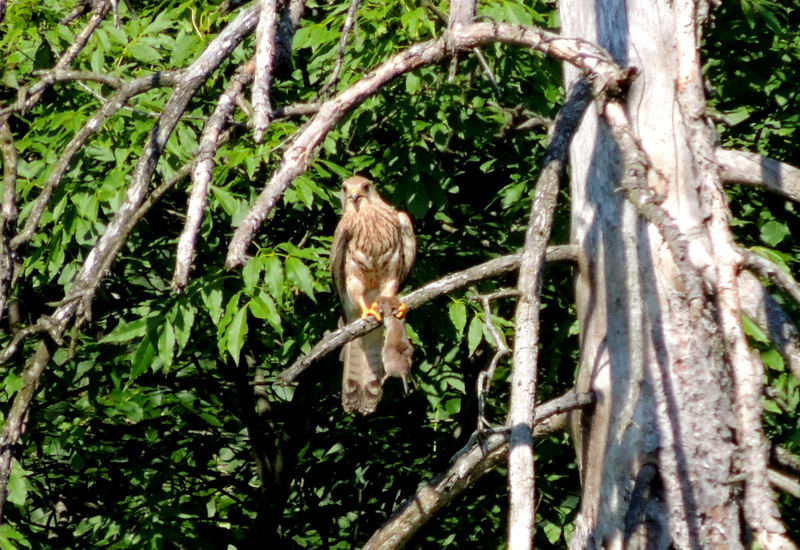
[0,0,797,547]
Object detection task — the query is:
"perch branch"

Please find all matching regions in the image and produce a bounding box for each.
[275,246,580,384]
[717,148,800,204]
[506,77,591,550]
[226,21,627,269]
[362,391,595,550]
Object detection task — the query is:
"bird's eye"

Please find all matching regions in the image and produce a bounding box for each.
[361,183,369,192]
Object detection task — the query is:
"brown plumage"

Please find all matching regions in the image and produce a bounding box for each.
[330,176,416,415]
[375,295,413,393]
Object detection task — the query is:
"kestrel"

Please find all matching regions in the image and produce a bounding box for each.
[330,176,416,415]
[375,295,414,394]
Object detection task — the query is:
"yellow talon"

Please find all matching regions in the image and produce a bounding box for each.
[359,296,382,321]
[395,301,407,319]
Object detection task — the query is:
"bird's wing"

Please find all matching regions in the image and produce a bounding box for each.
[396,211,416,286]
[330,220,350,308]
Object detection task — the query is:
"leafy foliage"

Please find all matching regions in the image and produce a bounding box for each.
[0,0,797,547]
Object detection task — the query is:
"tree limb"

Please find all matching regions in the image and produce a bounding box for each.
[507,77,592,550]
[173,63,255,292]
[362,391,596,550]
[226,21,627,269]
[0,122,19,324]
[741,249,800,308]
[275,246,581,385]
[717,148,800,203]
[252,0,279,143]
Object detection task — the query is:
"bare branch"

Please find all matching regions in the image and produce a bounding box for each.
[0,122,19,323]
[717,148,800,203]
[252,0,279,143]
[470,287,515,428]
[0,340,51,523]
[173,64,255,292]
[275,246,581,385]
[742,249,800,307]
[507,77,592,550]
[226,21,627,269]
[318,0,363,97]
[768,469,800,499]
[362,391,595,550]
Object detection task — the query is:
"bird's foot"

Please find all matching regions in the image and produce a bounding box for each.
[395,301,406,319]
[359,297,383,321]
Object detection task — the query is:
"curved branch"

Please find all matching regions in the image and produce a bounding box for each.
[226,21,627,269]
[742,249,800,307]
[275,245,581,385]
[717,148,800,203]
[361,391,596,550]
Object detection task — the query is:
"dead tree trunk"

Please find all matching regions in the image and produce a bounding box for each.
[561,0,794,547]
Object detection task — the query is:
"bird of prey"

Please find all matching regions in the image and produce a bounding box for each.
[375,295,414,394]
[330,176,416,415]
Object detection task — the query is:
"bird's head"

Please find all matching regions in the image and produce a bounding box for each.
[341,176,375,211]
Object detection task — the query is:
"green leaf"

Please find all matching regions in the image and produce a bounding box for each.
[467,316,484,356]
[250,292,283,335]
[760,220,790,246]
[448,301,467,335]
[102,317,150,343]
[225,306,249,365]
[285,256,315,300]
[158,321,176,371]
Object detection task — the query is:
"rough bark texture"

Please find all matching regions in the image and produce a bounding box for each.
[561,0,743,546]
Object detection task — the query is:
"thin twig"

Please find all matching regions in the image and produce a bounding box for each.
[318,0,363,98]
[470,287,516,428]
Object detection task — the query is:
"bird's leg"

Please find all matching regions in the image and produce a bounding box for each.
[395,301,407,319]
[358,295,382,321]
